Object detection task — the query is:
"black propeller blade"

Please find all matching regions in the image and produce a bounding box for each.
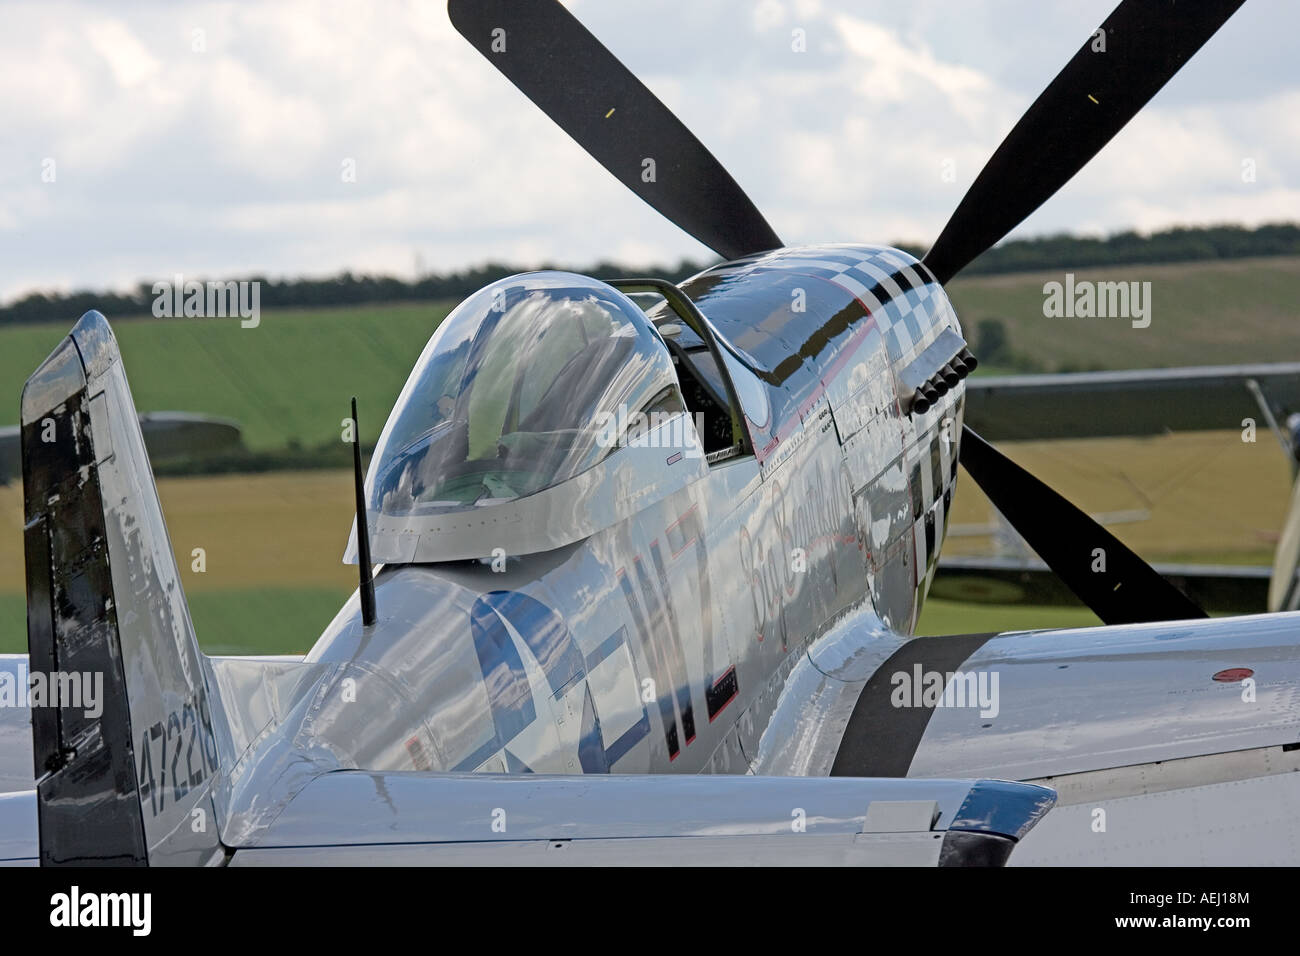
[923,0,1246,284]
[447,0,783,261]
[958,425,1206,625]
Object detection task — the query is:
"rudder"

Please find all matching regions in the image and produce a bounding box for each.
[22,311,225,866]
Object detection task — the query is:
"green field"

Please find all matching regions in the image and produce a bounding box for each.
[0,255,1296,654]
[0,302,450,452]
[1,256,1298,453]
[945,255,1300,372]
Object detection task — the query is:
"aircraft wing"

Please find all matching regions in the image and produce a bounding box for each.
[1,647,1056,866]
[14,648,1058,868]
[1,772,1055,866]
[218,772,1052,866]
[3,649,1055,866]
[962,362,1300,441]
[799,610,1300,865]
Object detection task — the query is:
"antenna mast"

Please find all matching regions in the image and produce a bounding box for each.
[350,397,377,627]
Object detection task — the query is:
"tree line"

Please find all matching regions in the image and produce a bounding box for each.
[896,222,1300,276]
[3,222,1297,326]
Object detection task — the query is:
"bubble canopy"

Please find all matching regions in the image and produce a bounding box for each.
[366,272,684,518]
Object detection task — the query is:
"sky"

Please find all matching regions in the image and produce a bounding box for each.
[0,0,1296,300]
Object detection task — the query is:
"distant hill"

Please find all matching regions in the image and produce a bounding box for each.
[1,254,1297,464]
[3,222,1299,326]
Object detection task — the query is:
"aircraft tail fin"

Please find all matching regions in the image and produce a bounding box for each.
[22,312,226,866]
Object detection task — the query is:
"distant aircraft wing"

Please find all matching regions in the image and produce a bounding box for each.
[956,362,1300,614]
[963,362,1300,441]
[0,411,242,482]
[932,555,1272,615]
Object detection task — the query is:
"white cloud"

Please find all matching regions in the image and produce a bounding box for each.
[834,14,993,109]
[0,0,1294,300]
[84,18,161,88]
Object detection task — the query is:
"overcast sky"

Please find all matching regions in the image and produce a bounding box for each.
[0,0,1295,300]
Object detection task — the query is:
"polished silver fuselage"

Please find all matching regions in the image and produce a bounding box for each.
[292,244,963,778]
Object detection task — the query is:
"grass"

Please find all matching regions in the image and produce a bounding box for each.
[0,588,348,657]
[914,599,1099,636]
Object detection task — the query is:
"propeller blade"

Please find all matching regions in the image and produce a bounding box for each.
[923,0,1245,284]
[958,425,1206,625]
[448,0,783,261]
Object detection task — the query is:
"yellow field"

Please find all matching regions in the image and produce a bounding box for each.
[943,429,1290,565]
[0,428,1290,652]
[0,470,358,597]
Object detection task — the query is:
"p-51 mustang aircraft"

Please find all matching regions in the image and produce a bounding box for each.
[4,0,1297,867]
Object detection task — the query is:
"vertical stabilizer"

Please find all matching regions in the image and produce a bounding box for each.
[22,311,225,866]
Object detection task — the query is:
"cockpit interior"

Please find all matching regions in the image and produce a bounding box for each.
[364,272,756,530]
